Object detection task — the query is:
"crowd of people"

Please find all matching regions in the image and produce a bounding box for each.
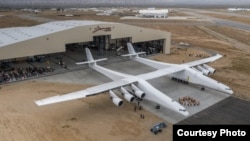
[178,96,200,106]
[0,67,54,84]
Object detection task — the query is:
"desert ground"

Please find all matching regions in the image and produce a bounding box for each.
[0,81,171,141]
[0,8,250,140]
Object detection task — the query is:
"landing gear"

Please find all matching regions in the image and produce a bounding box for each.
[171,77,188,85]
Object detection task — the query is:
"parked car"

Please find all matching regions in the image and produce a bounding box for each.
[150,122,167,135]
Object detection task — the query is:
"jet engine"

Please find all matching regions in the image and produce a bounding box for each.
[196,65,210,76]
[202,64,216,74]
[191,67,203,74]
[109,90,123,107]
[120,87,135,102]
[131,84,145,99]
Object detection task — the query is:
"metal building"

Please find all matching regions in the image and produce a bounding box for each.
[0,20,171,61]
[138,8,169,18]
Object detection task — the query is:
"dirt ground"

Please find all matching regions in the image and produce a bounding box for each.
[1,9,250,140]
[0,11,38,27]
[0,81,171,141]
[207,25,250,45]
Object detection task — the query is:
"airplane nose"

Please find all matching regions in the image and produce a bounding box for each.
[182,111,189,116]
[227,90,234,95]
[179,109,189,116]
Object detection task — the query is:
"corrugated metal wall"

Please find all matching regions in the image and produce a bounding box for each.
[0,23,170,60]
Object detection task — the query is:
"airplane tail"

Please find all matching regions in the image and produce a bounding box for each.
[76,48,107,66]
[122,42,145,59]
[86,47,94,61]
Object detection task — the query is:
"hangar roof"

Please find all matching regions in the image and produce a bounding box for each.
[0,20,115,48]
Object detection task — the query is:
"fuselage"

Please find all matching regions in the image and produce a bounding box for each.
[171,65,233,94]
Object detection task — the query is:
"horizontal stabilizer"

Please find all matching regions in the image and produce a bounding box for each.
[76,48,107,66]
[76,58,107,65]
[121,52,145,57]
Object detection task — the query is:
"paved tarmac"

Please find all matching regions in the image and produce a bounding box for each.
[176,96,250,125]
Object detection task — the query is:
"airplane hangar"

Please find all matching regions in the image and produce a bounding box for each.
[0,20,171,61]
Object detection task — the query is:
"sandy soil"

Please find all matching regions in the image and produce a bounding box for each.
[207,25,250,45]
[168,11,190,16]
[0,11,38,27]
[0,81,171,141]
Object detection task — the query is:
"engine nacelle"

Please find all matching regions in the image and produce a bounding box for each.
[191,67,203,74]
[197,65,210,76]
[120,87,135,102]
[109,90,123,107]
[202,64,216,74]
[112,98,123,107]
[131,84,145,99]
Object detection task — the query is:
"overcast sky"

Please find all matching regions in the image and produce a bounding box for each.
[1,0,250,8]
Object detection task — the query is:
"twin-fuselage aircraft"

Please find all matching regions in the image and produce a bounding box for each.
[35,43,233,116]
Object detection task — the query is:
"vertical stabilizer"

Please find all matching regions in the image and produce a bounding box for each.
[127,42,136,54]
[85,48,94,61]
[122,42,146,58]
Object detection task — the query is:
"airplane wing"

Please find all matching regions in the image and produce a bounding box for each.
[35,78,137,106]
[133,57,176,69]
[125,42,223,70]
[137,66,184,80]
[35,47,139,106]
[132,54,222,70]
[136,54,223,80]
[183,54,223,67]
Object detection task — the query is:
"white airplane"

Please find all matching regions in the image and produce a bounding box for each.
[35,43,233,116]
